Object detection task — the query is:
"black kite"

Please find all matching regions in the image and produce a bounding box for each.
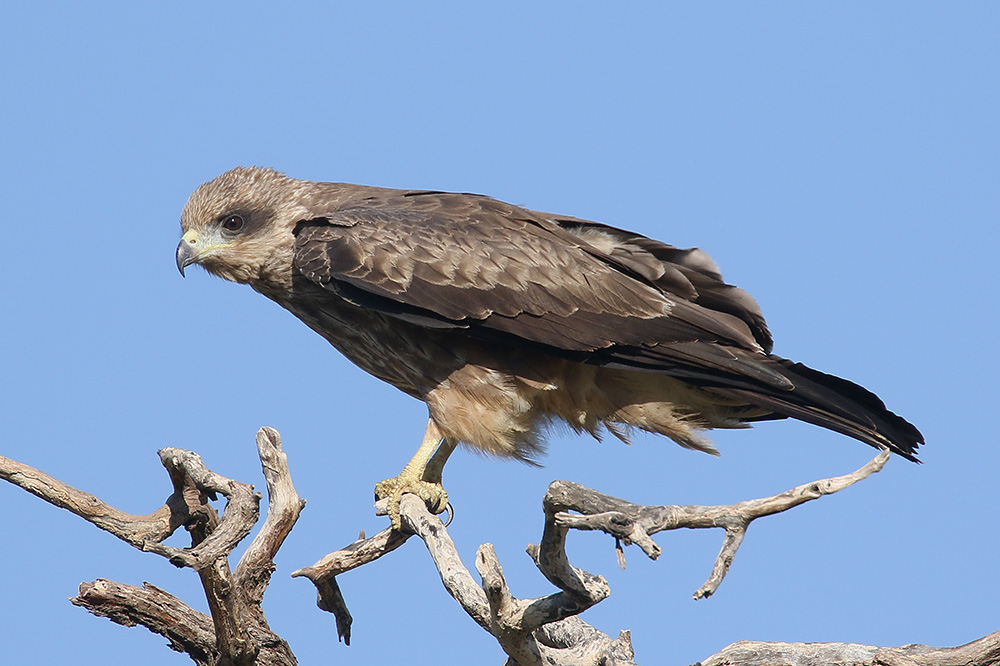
[176,167,922,528]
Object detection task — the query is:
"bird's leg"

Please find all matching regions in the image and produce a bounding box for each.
[422,435,458,485]
[375,419,456,531]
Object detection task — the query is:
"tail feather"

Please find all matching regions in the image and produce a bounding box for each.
[711,356,923,462]
[595,341,923,461]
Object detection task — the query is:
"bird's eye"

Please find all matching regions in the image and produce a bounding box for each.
[221,214,245,232]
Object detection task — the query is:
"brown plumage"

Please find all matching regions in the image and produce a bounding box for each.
[176,167,922,471]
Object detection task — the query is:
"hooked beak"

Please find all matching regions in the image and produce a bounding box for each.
[176,229,200,276]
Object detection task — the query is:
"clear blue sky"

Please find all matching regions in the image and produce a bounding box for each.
[1,3,997,664]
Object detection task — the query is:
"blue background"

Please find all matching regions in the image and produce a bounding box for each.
[1,3,997,664]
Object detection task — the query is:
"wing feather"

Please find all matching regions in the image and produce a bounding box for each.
[293,192,766,357]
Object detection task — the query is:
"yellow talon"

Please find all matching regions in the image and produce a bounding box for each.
[375,419,458,531]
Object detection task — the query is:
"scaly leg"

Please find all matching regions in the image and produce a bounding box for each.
[375,419,458,530]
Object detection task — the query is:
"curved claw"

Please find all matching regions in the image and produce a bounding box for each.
[443,501,455,527]
[374,475,449,531]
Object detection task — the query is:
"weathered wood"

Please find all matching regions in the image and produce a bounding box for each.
[235,428,307,607]
[542,450,890,598]
[1,427,302,666]
[0,453,177,545]
[71,579,216,665]
[694,631,1000,666]
[4,432,999,666]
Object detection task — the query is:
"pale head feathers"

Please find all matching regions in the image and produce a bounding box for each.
[179,167,315,285]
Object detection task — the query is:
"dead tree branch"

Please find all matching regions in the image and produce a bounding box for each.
[0,452,177,545]
[297,490,636,664]
[71,579,217,664]
[1,427,302,666]
[401,493,635,665]
[296,449,997,666]
[4,431,998,666]
[694,630,1000,666]
[291,523,412,644]
[542,450,890,599]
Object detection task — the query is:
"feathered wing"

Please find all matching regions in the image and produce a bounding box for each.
[293,192,765,349]
[292,190,922,460]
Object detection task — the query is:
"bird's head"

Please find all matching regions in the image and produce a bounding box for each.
[176,167,310,285]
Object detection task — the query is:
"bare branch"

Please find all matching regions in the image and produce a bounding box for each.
[543,450,890,598]
[475,543,543,664]
[295,453,897,665]
[528,487,612,611]
[292,525,411,580]
[298,488,635,664]
[399,493,636,666]
[695,630,1000,666]
[235,427,306,605]
[0,453,176,546]
[197,554,259,665]
[1,429,299,666]
[7,430,998,666]
[71,579,217,665]
[398,494,493,630]
[0,447,265,572]
[291,524,412,645]
[143,447,261,571]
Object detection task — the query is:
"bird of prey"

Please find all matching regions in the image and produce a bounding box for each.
[176,167,922,528]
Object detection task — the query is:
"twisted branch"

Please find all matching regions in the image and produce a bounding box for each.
[299,450,977,666]
[544,450,890,598]
[1,427,302,666]
[5,431,999,666]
